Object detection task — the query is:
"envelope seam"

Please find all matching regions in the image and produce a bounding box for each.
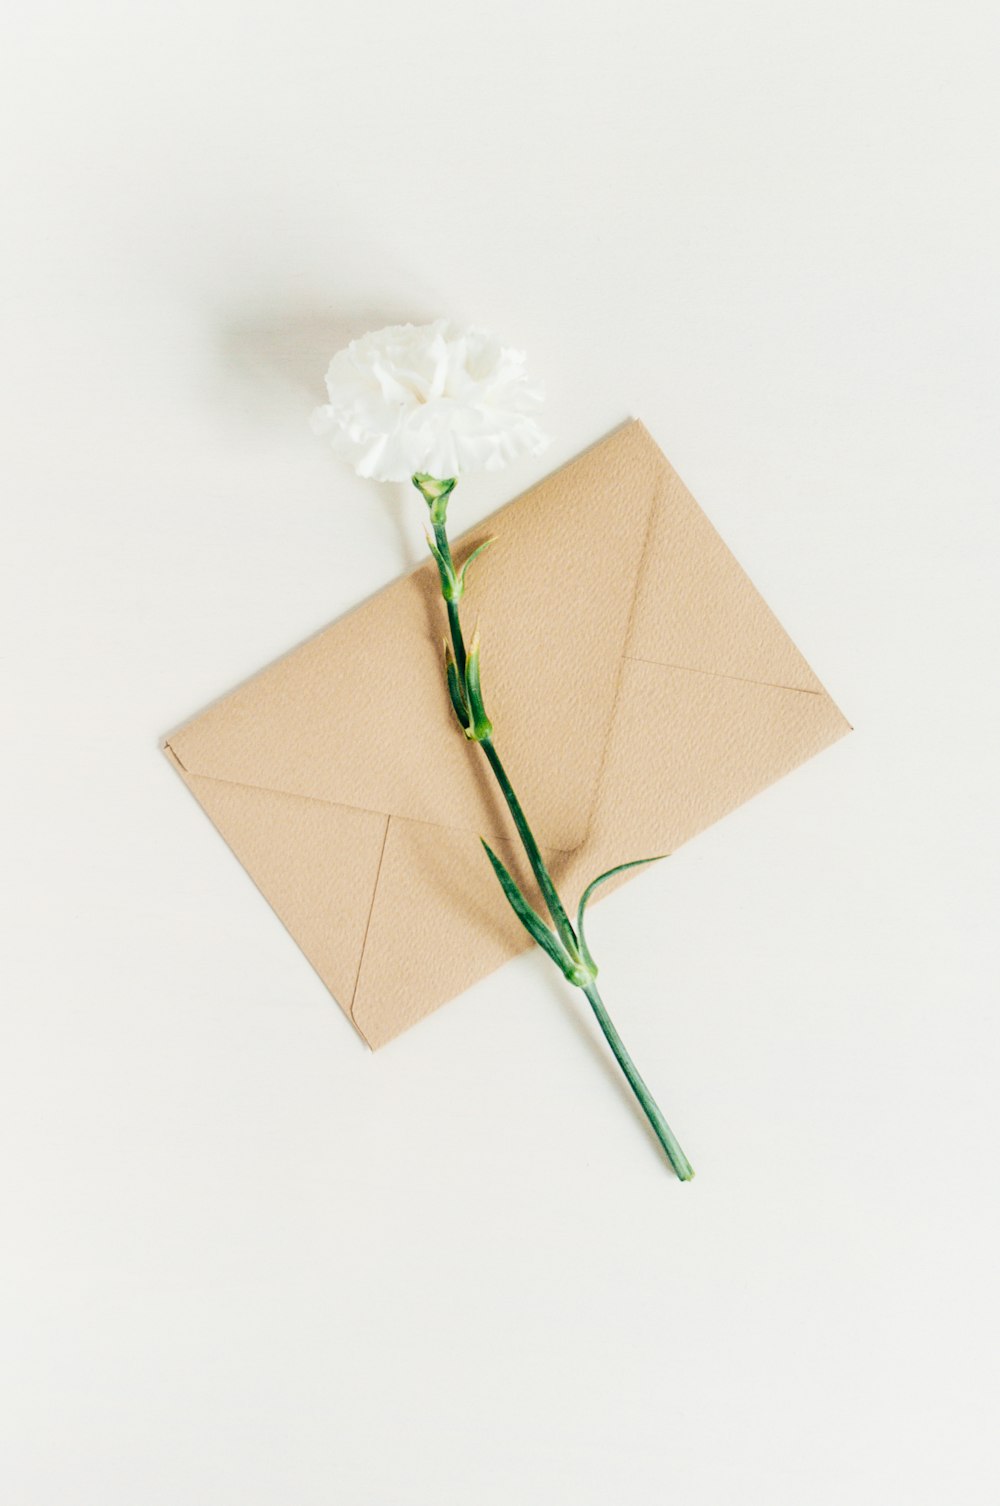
[349,813,391,1031]
[166,766,579,853]
[623,655,825,697]
[574,470,664,843]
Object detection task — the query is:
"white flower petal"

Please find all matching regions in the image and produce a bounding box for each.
[312,319,549,484]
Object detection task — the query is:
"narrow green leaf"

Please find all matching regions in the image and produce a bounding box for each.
[458,536,496,594]
[480,840,581,981]
[576,855,667,973]
[463,628,493,742]
[444,641,470,728]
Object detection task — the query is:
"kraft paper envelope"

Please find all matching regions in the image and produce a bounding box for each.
[164,420,850,1048]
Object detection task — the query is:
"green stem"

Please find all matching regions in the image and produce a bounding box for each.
[584,981,694,1179]
[479,736,579,958]
[432,516,576,952]
[423,478,693,1181]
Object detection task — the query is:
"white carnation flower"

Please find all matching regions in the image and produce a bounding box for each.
[312,319,548,483]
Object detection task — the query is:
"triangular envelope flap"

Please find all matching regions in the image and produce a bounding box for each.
[349,817,575,1049]
[168,755,389,1022]
[628,441,826,693]
[166,422,660,851]
[589,657,850,864]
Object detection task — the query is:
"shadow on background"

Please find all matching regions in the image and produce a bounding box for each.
[218,303,431,409]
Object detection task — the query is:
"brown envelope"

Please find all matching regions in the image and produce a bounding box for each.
[164,421,850,1048]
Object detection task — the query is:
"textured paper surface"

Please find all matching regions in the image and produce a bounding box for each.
[164,421,850,1048]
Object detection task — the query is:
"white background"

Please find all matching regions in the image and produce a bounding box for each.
[2,2,997,1502]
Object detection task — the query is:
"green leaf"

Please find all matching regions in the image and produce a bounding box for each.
[480,840,582,982]
[576,855,667,974]
[444,642,470,728]
[458,536,496,595]
[463,628,493,742]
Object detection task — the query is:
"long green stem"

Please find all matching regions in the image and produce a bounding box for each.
[426,484,693,1180]
[432,518,577,953]
[479,737,579,958]
[584,981,694,1180]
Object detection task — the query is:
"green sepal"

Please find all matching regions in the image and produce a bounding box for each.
[412,473,457,525]
[576,855,667,974]
[444,641,470,728]
[412,472,456,501]
[463,629,493,742]
[480,840,586,983]
[458,536,496,595]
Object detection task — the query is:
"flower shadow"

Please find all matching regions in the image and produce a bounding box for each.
[218,303,420,411]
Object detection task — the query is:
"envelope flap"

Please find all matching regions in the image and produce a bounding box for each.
[627,441,826,692]
[165,423,661,851]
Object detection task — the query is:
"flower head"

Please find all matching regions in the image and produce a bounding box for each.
[312,319,548,483]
